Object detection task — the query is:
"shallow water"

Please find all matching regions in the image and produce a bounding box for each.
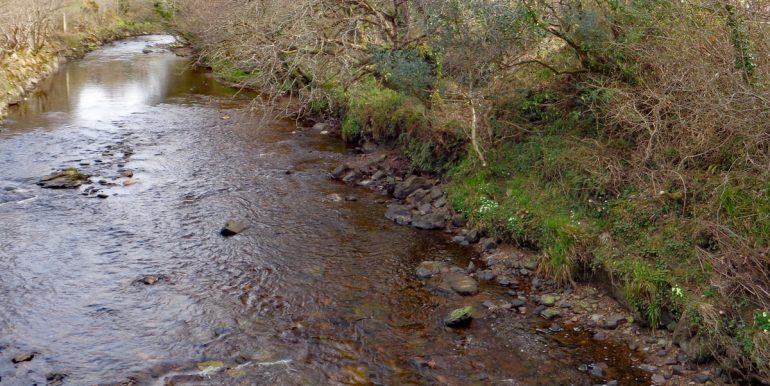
[0,35,647,385]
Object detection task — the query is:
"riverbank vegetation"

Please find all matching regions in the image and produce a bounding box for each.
[174,1,770,381]
[0,0,167,118]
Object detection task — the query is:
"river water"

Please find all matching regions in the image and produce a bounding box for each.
[0,36,647,385]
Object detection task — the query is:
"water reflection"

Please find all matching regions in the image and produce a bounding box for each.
[4,35,234,131]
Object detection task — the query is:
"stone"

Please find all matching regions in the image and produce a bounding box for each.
[693,373,711,384]
[331,164,349,179]
[412,212,446,230]
[540,308,561,320]
[12,352,34,363]
[451,214,466,227]
[476,270,496,282]
[393,176,430,200]
[433,196,447,208]
[444,272,479,296]
[466,261,477,273]
[417,203,433,215]
[313,122,328,131]
[604,314,626,329]
[46,373,67,386]
[539,294,557,307]
[384,204,412,225]
[97,193,109,199]
[415,261,448,279]
[141,275,159,285]
[342,170,362,183]
[197,360,225,371]
[510,298,526,308]
[639,364,657,372]
[444,306,474,327]
[482,300,496,309]
[121,169,134,178]
[38,168,90,189]
[651,374,666,384]
[522,258,538,270]
[593,331,608,341]
[587,364,604,377]
[371,170,385,181]
[221,220,247,236]
[479,238,497,253]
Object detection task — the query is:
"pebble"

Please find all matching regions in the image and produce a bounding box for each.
[693,373,711,384]
[639,364,657,372]
[651,374,666,384]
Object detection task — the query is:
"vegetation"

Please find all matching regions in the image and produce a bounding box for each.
[177,0,770,380]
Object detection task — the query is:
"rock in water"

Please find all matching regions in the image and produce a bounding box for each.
[444,306,474,327]
[38,168,90,189]
[384,204,413,225]
[415,261,449,279]
[220,220,247,236]
[444,272,479,296]
[12,352,34,363]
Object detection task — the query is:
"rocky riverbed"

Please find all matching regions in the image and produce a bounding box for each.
[328,147,727,385]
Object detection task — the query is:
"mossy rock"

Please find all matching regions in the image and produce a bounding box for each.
[38,168,90,189]
[444,306,474,327]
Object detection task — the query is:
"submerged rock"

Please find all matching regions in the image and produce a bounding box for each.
[444,272,479,296]
[221,220,247,236]
[38,168,90,189]
[416,261,449,279]
[444,306,474,327]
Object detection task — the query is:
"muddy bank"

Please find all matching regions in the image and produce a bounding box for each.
[326,145,728,386]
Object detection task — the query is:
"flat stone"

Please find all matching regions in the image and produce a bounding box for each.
[476,269,496,281]
[415,261,448,279]
[604,314,626,329]
[412,212,445,230]
[444,272,479,296]
[510,298,526,307]
[693,373,711,384]
[385,204,412,225]
[593,331,608,341]
[197,360,225,371]
[651,374,666,384]
[639,364,657,372]
[221,220,247,236]
[444,306,474,327]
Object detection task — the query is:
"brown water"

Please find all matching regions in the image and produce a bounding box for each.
[0,36,648,385]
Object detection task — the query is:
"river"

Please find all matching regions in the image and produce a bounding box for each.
[0,35,646,385]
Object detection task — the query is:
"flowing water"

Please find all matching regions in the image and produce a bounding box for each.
[0,36,648,385]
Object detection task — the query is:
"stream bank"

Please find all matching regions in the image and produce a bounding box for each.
[324,143,729,386]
